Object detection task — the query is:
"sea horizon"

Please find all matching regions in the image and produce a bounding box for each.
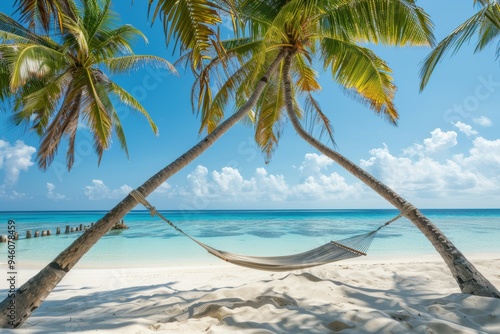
[1,208,499,269]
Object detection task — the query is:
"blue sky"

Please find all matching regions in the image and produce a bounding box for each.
[1,1,499,211]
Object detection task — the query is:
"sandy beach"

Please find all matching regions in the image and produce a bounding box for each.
[2,254,499,333]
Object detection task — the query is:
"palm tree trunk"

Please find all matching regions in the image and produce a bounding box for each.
[0,49,290,329]
[281,53,500,298]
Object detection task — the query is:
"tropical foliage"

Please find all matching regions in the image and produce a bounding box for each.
[192,0,434,160]
[147,0,237,71]
[0,0,174,170]
[420,0,500,89]
[13,0,75,32]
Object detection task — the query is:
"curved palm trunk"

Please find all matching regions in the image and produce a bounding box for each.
[281,53,500,298]
[0,49,289,329]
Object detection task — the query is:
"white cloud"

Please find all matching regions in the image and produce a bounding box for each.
[299,153,333,176]
[186,165,211,197]
[182,165,289,202]
[47,183,66,200]
[360,130,500,199]
[453,121,478,137]
[84,179,132,200]
[454,137,500,178]
[0,184,28,200]
[422,128,457,153]
[152,182,171,194]
[0,140,36,184]
[291,172,362,200]
[179,159,361,203]
[473,116,493,127]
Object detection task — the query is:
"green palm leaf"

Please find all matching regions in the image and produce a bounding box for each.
[13,0,76,32]
[321,36,397,123]
[104,55,176,75]
[1,0,169,170]
[148,0,222,69]
[318,0,435,46]
[420,2,500,90]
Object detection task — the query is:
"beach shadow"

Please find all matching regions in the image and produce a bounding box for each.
[11,263,500,333]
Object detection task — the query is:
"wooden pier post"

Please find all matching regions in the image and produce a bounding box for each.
[0,235,6,243]
[65,226,70,234]
[47,230,52,236]
[14,232,19,240]
[70,227,74,233]
[34,231,40,237]
[26,230,32,239]
[56,227,61,235]
[41,231,47,237]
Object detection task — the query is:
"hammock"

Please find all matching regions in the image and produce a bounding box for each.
[129,190,415,272]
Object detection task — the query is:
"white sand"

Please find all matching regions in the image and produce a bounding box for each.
[3,255,500,333]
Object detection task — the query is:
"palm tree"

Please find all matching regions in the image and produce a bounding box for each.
[13,0,76,32]
[0,0,173,170]
[1,0,497,329]
[0,0,288,327]
[420,0,500,89]
[199,0,499,298]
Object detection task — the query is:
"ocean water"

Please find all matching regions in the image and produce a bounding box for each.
[0,209,499,268]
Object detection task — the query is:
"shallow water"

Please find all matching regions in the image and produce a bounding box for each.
[0,209,499,268]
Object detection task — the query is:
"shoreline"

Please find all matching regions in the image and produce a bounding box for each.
[2,254,499,333]
[6,250,499,270]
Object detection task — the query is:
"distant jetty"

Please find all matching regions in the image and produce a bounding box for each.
[0,220,128,242]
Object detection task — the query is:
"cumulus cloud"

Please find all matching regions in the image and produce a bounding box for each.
[152,182,172,194]
[47,183,66,200]
[182,165,289,202]
[116,126,500,207]
[454,137,500,178]
[453,121,478,137]
[0,140,36,184]
[422,128,457,153]
[299,153,333,176]
[0,184,28,200]
[473,116,493,127]
[177,157,362,203]
[84,179,132,200]
[361,130,500,198]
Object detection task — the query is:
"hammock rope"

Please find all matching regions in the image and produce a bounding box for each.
[129,190,416,271]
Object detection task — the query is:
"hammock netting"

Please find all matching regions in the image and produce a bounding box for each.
[192,231,378,271]
[130,190,413,271]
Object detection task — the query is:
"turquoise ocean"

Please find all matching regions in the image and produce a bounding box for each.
[0,209,499,268]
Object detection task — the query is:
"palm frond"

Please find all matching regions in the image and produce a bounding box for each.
[78,67,112,155]
[321,36,397,123]
[5,44,66,91]
[107,81,158,135]
[318,0,435,47]
[13,71,72,134]
[303,93,334,144]
[37,82,81,170]
[200,56,257,132]
[420,4,500,90]
[148,0,222,69]
[90,24,147,59]
[111,108,129,158]
[293,53,321,93]
[254,64,285,161]
[104,55,176,75]
[0,12,59,47]
[13,0,75,32]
